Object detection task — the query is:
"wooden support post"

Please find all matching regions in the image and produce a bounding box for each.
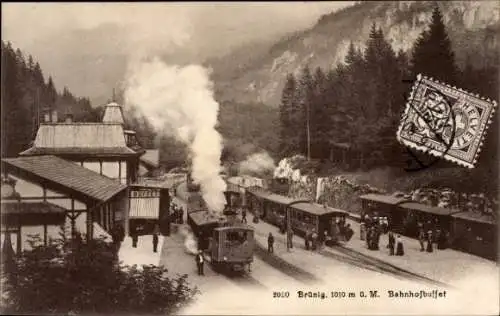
[17,222,22,254]
[86,206,93,242]
[44,223,48,246]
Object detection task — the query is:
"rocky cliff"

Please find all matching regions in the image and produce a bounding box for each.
[210,1,500,107]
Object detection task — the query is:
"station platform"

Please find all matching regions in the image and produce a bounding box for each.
[118,234,164,267]
[246,213,498,287]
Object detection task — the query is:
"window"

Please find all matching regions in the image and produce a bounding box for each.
[225,231,247,245]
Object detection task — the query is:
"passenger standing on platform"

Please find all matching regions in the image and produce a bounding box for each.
[396,235,404,256]
[196,250,204,275]
[268,233,274,253]
[388,231,395,256]
[131,227,138,248]
[179,207,184,224]
[435,229,442,250]
[242,208,247,223]
[311,230,318,251]
[305,231,311,250]
[366,226,372,248]
[118,224,125,243]
[152,231,159,253]
[111,225,120,246]
[375,229,380,250]
[345,224,353,241]
[287,229,294,249]
[426,230,434,253]
[418,228,426,252]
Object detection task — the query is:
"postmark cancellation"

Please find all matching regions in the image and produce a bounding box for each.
[397,74,497,169]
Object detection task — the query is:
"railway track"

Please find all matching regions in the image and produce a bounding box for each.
[208,263,267,289]
[225,271,267,289]
[253,242,320,285]
[320,245,450,288]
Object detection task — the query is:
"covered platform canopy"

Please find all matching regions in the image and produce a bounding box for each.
[1,155,127,205]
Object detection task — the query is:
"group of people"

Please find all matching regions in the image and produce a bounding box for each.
[171,204,184,224]
[361,214,405,256]
[417,221,449,253]
[267,230,292,253]
[129,224,160,253]
[387,231,405,256]
[331,217,354,244]
[362,215,389,251]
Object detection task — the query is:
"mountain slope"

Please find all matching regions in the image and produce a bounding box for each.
[211,1,500,107]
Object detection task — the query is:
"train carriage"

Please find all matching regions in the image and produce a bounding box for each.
[450,211,496,261]
[360,193,408,226]
[288,202,348,243]
[360,193,456,238]
[397,201,456,238]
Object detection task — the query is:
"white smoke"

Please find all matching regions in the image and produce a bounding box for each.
[180,226,198,255]
[124,57,227,213]
[238,151,276,176]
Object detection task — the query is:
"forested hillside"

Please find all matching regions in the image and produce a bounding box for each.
[277,7,498,195]
[212,1,499,106]
[1,41,99,157]
[1,41,159,158]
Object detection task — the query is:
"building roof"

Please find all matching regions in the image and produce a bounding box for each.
[19,123,137,157]
[291,202,347,216]
[140,149,160,168]
[266,193,297,205]
[451,211,496,225]
[2,155,127,203]
[359,193,409,205]
[1,201,66,215]
[398,201,455,217]
[102,102,125,124]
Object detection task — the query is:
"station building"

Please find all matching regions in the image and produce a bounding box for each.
[1,101,170,253]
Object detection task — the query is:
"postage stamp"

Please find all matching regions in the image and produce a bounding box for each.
[397,74,497,169]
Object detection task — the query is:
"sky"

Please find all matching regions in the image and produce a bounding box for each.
[2,2,354,60]
[1,2,355,104]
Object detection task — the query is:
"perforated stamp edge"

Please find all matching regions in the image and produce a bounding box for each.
[396,74,497,169]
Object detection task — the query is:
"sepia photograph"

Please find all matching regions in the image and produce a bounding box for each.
[1,1,499,315]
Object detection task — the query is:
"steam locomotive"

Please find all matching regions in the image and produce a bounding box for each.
[186,174,254,273]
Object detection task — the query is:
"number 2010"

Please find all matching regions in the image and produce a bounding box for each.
[273,291,290,298]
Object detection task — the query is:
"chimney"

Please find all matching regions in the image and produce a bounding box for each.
[44,112,51,123]
[65,114,74,123]
[51,110,58,123]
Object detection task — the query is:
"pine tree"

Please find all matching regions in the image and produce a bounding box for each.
[411,6,458,84]
[297,65,314,159]
[279,73,298,156]
[311,67,328,159]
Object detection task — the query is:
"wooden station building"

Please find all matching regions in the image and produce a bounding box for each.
[1,101,170,252]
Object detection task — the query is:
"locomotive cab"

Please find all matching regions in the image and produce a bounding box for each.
[210,226,254,272]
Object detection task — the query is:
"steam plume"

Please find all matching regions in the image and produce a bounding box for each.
[239,151,276,176]
[180,226,198,255]
[124,57,226,213]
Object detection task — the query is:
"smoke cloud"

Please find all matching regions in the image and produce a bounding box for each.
[124,57,227,213]
[180,226,198,255]
[238,151,276,176]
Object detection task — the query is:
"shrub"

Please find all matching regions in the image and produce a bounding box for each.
[1,234,198,315]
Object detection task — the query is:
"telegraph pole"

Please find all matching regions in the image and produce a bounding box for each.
[306,99,311,161]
